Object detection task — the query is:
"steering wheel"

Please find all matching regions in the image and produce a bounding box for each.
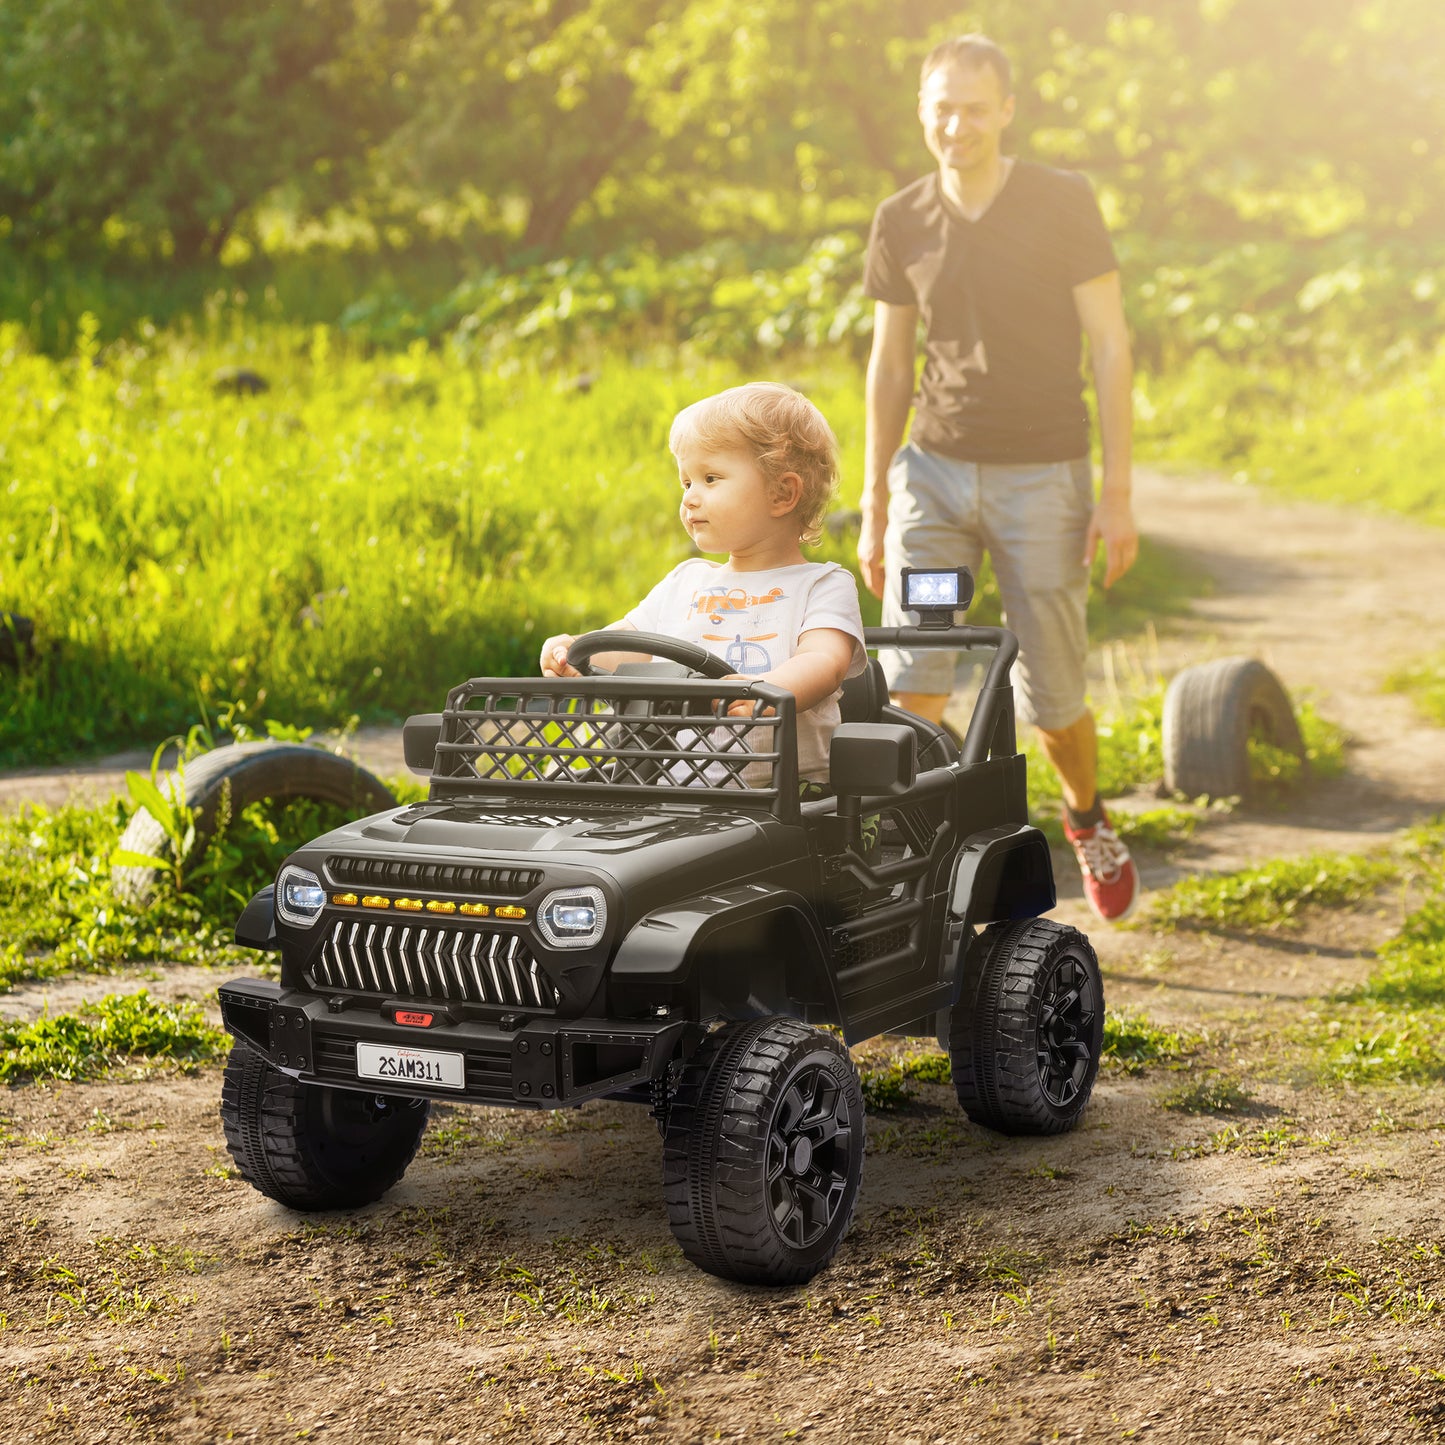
[567,630,736,681]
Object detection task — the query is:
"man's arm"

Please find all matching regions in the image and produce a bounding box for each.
[1074,269,1138,589]
[858,300,918,599]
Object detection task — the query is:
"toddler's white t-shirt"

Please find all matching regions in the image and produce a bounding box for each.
[623,559,867,784]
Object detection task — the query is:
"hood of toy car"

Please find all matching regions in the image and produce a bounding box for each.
[300,799,803,902]
[347,799,770,854]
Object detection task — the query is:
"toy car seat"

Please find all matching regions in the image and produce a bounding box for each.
[839,658,959,770]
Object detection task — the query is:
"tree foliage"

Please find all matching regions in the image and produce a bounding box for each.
[1,0,1442,263]
[0,0,417,261]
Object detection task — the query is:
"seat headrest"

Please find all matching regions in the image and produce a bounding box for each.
[839,658,889,725]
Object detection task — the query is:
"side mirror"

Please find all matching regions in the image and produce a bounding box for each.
[830,723,917,798]
[402,713,443,774]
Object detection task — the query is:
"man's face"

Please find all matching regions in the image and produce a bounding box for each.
[918,62,1015,176]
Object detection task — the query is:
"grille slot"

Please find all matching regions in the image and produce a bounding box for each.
[833,923,912,973]
[310,920,559,1010]
[324,857,542,897]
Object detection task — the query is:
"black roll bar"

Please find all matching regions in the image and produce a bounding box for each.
[863,625,1020,767]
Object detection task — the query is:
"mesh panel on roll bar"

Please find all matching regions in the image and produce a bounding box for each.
[427,677,800,817]
[311,919,559,1010]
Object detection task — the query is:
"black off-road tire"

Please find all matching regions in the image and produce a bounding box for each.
[220,1045,429,1211]
[663,1018,865,1286]
[949,918,1103,1136]
[113,742,395,905]
[1161,657,1305,802]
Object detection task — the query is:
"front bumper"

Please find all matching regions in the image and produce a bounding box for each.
[219,978,688,1108]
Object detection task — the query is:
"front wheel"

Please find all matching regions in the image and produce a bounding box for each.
[220,1045,430,1210]
[663,1018,865,1286]
[949,918,1103,1135]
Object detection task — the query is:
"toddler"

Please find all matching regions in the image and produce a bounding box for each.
[540,382,866,785]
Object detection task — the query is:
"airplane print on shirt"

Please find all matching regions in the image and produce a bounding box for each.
[701,633,779,675]
[685,583,793,674]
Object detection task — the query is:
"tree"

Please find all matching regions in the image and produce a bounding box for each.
[0,0,419,262]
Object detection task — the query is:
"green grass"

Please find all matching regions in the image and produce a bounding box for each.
[1137,342,1445,529]
[1160,1073,1252,1113]
[0,990,228,1083]
[1113,806,1200,851]
[0,798,235,990]
[0,315,1215,768]
[0,754,419,991]
[1146,849,1398,932]
[1314,844,1445,1082]
[1102,1010,1200,1075]
[1386,654,1445,727]
[857,1014,1198,1105]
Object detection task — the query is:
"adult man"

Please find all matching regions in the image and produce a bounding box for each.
[857,33,1141,922]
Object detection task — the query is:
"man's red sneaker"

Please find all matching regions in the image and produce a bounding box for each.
[1062,807,1140,924]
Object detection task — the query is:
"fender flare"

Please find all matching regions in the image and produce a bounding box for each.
[610,883,841,1021]
[235,884,279,952]
[945,822,1056,975]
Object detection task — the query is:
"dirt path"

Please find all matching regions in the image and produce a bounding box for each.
[3,468,1445,1444]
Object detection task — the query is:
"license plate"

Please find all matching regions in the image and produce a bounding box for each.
[356,1041,465,1091]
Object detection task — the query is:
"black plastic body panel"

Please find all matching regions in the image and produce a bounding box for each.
[219,978,690,1109]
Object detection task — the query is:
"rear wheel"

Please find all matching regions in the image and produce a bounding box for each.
[663,1018,864,1286]
[1162,657,1305,802]
[220,1045,429,1210]
[949,918,1103,1135]
[113,742,395,906]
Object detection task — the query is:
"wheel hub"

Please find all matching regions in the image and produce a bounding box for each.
[765,1062,853,1250]
[1035,952,1099,1109]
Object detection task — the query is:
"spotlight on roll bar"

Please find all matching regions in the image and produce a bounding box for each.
[900,566,974,629]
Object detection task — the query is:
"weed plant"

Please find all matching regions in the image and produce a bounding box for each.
[0,776,409,990]
[1102,1010,1200,1074]
[1147,850,1397,932]
[0,990,227,1083]
[1317,837,1445,1082]
[1160,1073,1252,1113]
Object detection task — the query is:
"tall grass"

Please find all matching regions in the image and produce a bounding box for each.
[1136,342,1445,527]
[0,319,1204,765]
[1,322,754,761]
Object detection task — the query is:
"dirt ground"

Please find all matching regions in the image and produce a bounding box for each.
[3,468,1445,1443]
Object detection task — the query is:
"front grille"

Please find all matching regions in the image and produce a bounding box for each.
[310,919,559,1010]
[324,857,542,897]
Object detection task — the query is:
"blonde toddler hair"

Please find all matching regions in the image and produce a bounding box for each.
[669,382,839,546]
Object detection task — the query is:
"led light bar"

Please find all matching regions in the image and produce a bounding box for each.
[899,566,974,628]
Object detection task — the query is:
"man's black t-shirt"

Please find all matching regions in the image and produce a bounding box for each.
[863,162,1117,464]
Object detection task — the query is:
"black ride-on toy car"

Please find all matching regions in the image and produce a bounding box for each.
[218,567,1104,1286]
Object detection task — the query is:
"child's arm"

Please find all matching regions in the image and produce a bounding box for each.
[722,628,857,716]
[539,621,647,677]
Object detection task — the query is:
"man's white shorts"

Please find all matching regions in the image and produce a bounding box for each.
[880,442,1094,731]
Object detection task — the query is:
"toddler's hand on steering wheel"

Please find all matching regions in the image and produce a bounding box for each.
[540,634,580,677]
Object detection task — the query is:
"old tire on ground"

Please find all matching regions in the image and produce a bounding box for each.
[663,1017,865,1286]
[949,918,1103,1136]
[1161,656,1305,802]
[112,741,395,905]
[220,1045,429,1210]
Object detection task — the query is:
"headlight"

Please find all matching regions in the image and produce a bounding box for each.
[277,864,327,928]
[537,886,607,950]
